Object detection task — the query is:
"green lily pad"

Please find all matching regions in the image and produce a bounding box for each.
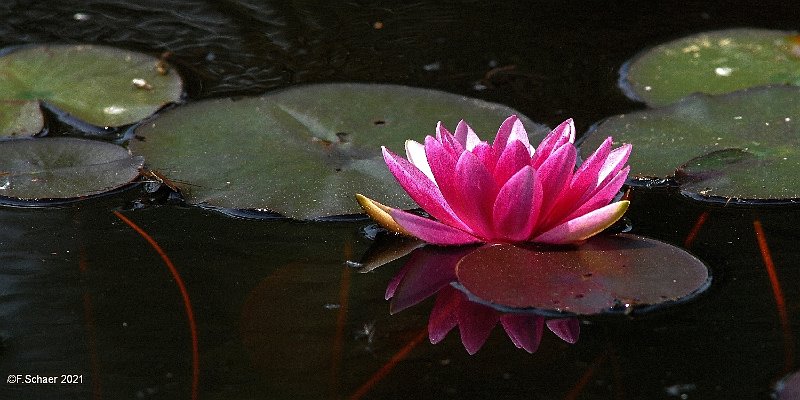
[129,83,547,219]
[0,138,143,201]
[581,85,800,201]
[0,100,43,137]
[455,234,710,316]
[621,29,800,106]
[0,44,183,128]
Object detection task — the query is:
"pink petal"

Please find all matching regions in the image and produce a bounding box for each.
[500,314,545,353]
[492,166,542,242]
[404,139,435,182]
[566,166,630,222]
[382,146,467,230]
[435,121,452,141]
[571,137,613,196]
[470,141,496,175]
[598,143,632,187]
[451,150,496,238]
[546,318,580,344]
[429,287,462,344]
[532,118,575,169]
[538,138,613,228]
[457,297,499,355]
[494,139,533,187]
[492,115,531,154]
[454,120,481,150]
[533,143,577,222]
[436,122,464,155]
[533,200,629,244]
[389,208,482,246]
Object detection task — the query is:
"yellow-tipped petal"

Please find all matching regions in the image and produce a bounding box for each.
[534,200,630,244]
[355,194,412,236]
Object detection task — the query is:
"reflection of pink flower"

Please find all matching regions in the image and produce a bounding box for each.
[357,116,631,245]
[429,287,579,355]
[383,245,580,355]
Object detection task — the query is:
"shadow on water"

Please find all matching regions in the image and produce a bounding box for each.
[1,1,800,399]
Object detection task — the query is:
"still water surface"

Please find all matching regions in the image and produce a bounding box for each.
[1,1,799,399]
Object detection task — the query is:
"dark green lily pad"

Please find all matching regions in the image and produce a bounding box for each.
[0,138,143,201]
[621,29,800,106]
[129,83,547,219]
[0,100,43,137]
[455,234,710,316]
[0,44,182,127]
[582,85,800,201]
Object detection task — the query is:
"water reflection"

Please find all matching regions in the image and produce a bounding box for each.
[364,243,580,355]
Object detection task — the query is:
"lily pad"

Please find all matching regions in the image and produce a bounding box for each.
[455,234,710,316]
[0,100,43,137]
[621,29,800,106]
[129,83,547,219]
[581,85,800,201]
[0,44,183,127]
[0,138,143,201]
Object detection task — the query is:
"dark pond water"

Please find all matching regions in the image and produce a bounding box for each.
[1,1,800,399]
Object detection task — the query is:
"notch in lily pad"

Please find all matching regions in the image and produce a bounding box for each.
[621,29,800,106]
[129,83,548,220]
[455,234,710,316]
[581,85,800,203]
[0,44,183,136]
[0,138,143,203]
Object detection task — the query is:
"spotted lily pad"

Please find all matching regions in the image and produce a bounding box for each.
[0,138,143,201]
[0,100,43,137]
[129,83,547,219]
[455,234,710,316]
[0,44,183,128]
[621,29,800,106]
[581,85,800,201]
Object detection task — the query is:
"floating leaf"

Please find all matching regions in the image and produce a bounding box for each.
[581,86,800,201]
[130,83,547,219]
[0,44,183,127]
[0,100,43,137]
[0,138,143,201]
[621,29,800,106]
[455,234,710,316]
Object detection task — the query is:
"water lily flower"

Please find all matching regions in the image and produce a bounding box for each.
[357,115,631,245]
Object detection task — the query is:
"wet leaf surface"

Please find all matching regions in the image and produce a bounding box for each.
[130,83,547,219]
[582,85,800,202]
[621,29,800,106]
[0,44,183,127]
[455,234,710,316]
[0,137,143,201]
[0,100,42,137]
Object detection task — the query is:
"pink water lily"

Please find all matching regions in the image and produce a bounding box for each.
[357,115,631,245]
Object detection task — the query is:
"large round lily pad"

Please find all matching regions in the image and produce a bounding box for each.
[0,138,143,201]
[582,85,800,201]
[130,83,547,219]
[621,29,800,106]
[0,100,43,137]
[455,234,710,316]
[0,44,183,127]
